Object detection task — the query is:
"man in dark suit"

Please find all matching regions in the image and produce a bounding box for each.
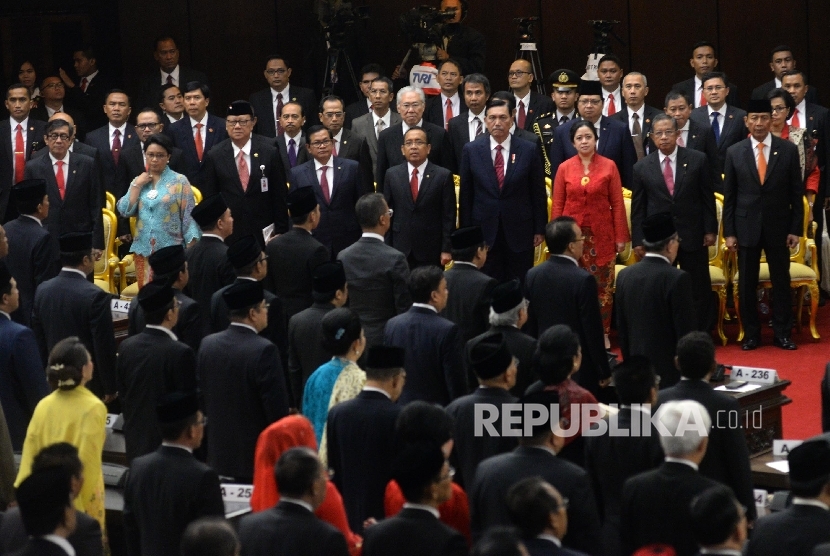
[442,226,497,346]
[326,346,406,533]
[664,90,722,191]
[344,63,383,128]
[238,447,349,556]
[1,84,47,222]
[597,54,624,118]
[249,54,318,138]
[657,332,756,522]
[632,114,718,331]
[159,83,185,124]
[525,217,611,396]
[447,73,490,173]
[136,35,209,111]
[127,245,204,351]
[689,485,749,556]
[425,59,467,130]
[384,266,465,405]
[0,442,102,556]
[32,111,101,168]
[672,41,740,109]
[470,390,601,553]
[751,45,819,103]
[584,357,663,556]
[376,87,450,193]
[352,77,401,182]
[460,97,546,282]
[318,96,374,195]
[82,90,139,197]
[509,59,553,131]
[446,333,518,488]
[3,179,59,327]
[198,280,289,482]
[723,98,804,350]
[0,260,49,450]
[611,72,662,160]
[437,0,486,74]
[621,399,719,556]
[25,119,104,252]
[201,100,288,246]
[61,46,114,131]
[616,213,694,386]
[13,464,81,556]
[384,127,455,268]
[533,69,579,175]
[746,439,830,556]
[167,82,228,188]
[31,233,116,399]
[362,442,467,556]
[292,125,363,258]
[549,79,639,189]
[118,283,198,463]
[274,102,309,171]
[337,193,411,347]
[689,72,748,180]
[287,261,346,409]
[30,76,88,141]
[265,186,329,325]
[123,392,225,556]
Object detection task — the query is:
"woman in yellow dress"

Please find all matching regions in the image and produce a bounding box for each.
[16,337,107,534]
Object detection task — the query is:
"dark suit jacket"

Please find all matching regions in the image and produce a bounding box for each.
[167,114,228,188]
[337,236,411,347]
[287,301,335,409]
[114,142,186,201]
[31,270,117,396]
[2,215,59,327]
[750,506,830,556]
[275,132,309,171]
[83,123,139,196]
[459,134,547,253]
[447,111,484,174]
[673,77,740,109]
[327,390,402,533]
[30,104,88,140]
[376,121,450,192]
[631,147,717,249]
[470,446,601,553]
[683,118,723,191]
[127,288,203,352]
[333,128,375,194]
[615,257,694,386]
[523,538,589,556]
[525,257,610,393]
[344,98,371,129]
[519,92,555,131]
[549,116,638,189]
[136,66,209,111]
[445,387,518,488]
[1,118,47,221]
[610,104,663,156]
[689,105,748,178]
[123,445,225,556]
[723,136,804,246]
[64,71,115,130]
[0,507,102,556]
[657,380,756,519]
[0,316,50,450]
[24,151,104,249]
[291,158,362,258]
[621,461,719,556]
[441,263,497,345]
[201,135,288,245]
[752,79,819,104]
[362,507,468,556]
[384,306,465,405]
[198,324,289,480]
[210,281,287,363]
[264,227,329,323]
[425,94,468,130]
[238,500,349,556]
[249,86,319,138]
[351,111,402,182]
[116,328,197,463]
[474,325,538,397]
[445,23,486,75]
[185,235,236,332]
[384,161,455,264]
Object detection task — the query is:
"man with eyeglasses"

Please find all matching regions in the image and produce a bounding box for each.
[136,35,209,112]
[344,63,385,129]
[291,125,363,259]
[508,59,553,132]
[752,45,820,103]
[424,59,467,130]
[672,41,740,110]
[30,76,88,141]
[690,72,748,180]
[83,89,139,198]
[158,83,185,124]
[201,100,287,247]
[250,55,318,138]
[352,77,401,181]
[318,95,374,195]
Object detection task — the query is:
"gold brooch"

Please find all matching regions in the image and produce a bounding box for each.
[581,176,590,186]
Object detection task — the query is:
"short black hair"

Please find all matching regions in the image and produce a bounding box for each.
[545,216,577,255]
[471,527,526,556]
[275,447,320,498]
[701,71,727,87]
[153,34,179,51]
[488,92,514,113]
[7,83,31,100]
[181,518,239,556]
[74,45,98,61]
[306,124,333,141]
[569,120,597,143]
[144,133,174,155]
[690,484,742,546]
[613,355,657,404]
[396,401,454,446]
[370,77,394,93]
[651,113,677,130]
[408,266,444,304]
[355,193,387,229]
[137,107,164,122]
[60,248,91,268]
[770,44,794,60]
[781,69,808,85]
[438,58,463,74]
[46,118,75,138]
[403,126,427,143]
[160,412,199,441]
[665,90,692,107]
[158,83,181,103]
[319,95,345,113]
[360,63,385,78]
[535,325,580,385]
[32,442,83,478]
[506,476,562,537]
[106,88,131,106]
[321,308,362,356]
[691,40,716,54]
[463,73,491,96]
[183,81,210,99]
[598,53,623,68]
[283,101,305,118]
[676,331,715,380]
[265,54,290,68]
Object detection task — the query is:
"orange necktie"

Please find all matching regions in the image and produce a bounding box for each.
[756,142,767,185]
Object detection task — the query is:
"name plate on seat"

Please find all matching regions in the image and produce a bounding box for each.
[730,366,778,384]
[773,439,802,457]
[111,299,131,313]
[221,484,254,502]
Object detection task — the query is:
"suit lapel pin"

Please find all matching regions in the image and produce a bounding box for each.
[683,164,687,167]
[511,153,515,164]
[29,126,35,131]
[337,166,341,170]
[72,170,76,174]
[728,115,733,119]
[425,174,430,179]
[253,153,259,158]
[773,152,777,156]
[292,97,297,102]
[544,124,551,129]
[343,140,348,145]
[645,119,651,124]
[128,134,132,139]
[208,128,214,133]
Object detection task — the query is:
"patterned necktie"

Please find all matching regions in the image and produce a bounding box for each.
[55,160,66,199]
[445,98,453,130]
[320,165,331,203]
[14,124,25,184]
[791,108,801,128]
[676,132,685,147]
[663,156,674,195]
[711,112,720,145]
[166,74,174,85]
[494,145,505,190]
[288,138,297,167]
[276,93,284,135]
[376,118,385,139]
[237,150,249,191]
[410,167,419,201]
[194,123,204,162]
[331,139,338,157]
[631,113,646,160]
[473,117,483,137]
[756,142,767,185]
[607,95,617,116]
[112,129,122,166]
[80,77,88,93]
[517,101,526,129]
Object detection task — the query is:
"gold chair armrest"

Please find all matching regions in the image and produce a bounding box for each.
[118,255,134,293]
[808,238,819,276]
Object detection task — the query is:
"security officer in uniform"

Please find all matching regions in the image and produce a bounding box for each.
[533,69,579,177]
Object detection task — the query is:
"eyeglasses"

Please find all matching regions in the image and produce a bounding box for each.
[651,130,677,138]
[573,236,586,242]
[42,82,65,90]
[508,70,531,78]
[387,208,394,217]
[227,119,253,127]
[578,98,602,106]
[399,102,424,110]
[309,139,332,147]
[259,302,271,312]
[322,111,344,119]
[136,123,160,130]
[172,299,182,309]
[196,416,208,427]
[404,140,428,147]
[146,152,169,159]
[258,255,269,264]
[703,85,726,92]
[265,68,287,75]
[438,466,456,482]
[47,133,71,141]
[771,106,789,113]
[654,375,662,387]
[557,497,570,510]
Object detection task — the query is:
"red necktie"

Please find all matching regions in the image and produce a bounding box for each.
[331,139,338,157]
[14,124,25,184]
[194,123,204,162]
[237,151,249,192]
[276,93,284,135]
[112,129,122,166]
[517,101,526,129]
[55,160,66,199]
[410,167,419,201]
[80,77,88,93]
[607,95,617,116]
[663,156,674,195]
[791,108,801,128]
[699,90,707,107]
[676,133,685,147]
[494,145,505,190]
[320,165,331,203]
[445,98,453,130]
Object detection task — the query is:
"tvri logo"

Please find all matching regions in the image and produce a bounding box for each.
[472,403,763,438]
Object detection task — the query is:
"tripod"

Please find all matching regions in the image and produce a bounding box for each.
[322,46,360,99]
[514,17,544,95]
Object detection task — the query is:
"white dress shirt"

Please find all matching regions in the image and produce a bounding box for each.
[0,311,10,321]
[402,503,440,518]
[489,135,511,164]
[61,267,87,278]
[679,121,690,146]
[792,497,830,511]
[84,70,100,87]
[201,233,224,242]
[645,253,672,264]
[280,496,314,512]
[190,114,208,144]
[161,441,193,453]
[411,302,438,313]
[362,385,391,398]
[402,119,425,135]
[108,123,127,151]
[42,535,75,556]
[440,92,461,126]
[23,214,43,226]
[372,110,392,138]
[314,157,334,194]
[332,129,343,155]
[145,324,179,341]
[750,133,772,173]
[49,152,70,184]
[552,254,578,266]
[602,87,622,116]
[10,116,29,177]
[45,104,64,118]
[514,91,531,117]
[628,105,646,134]
[272,84,290,123]
[467,110,485,142]
[707,105,727,134]
[536,534,562,548]
[232,139,252,176]
[407,160,428,192]
[230,322,258,334]
[694,76,705,108]
[160,65,181,86]
[660,147,678,183]
[556,109,577,122]
[664,456,699,471]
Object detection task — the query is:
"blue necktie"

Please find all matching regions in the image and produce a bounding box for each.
[711,112,720,145]
[288,138,297,167]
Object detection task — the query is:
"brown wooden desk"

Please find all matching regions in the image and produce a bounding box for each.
[750,450,791,490]
[112,312,129,347]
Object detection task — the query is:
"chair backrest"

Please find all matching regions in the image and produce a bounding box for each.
[191,185,203,205]
[616,188,635,266]
[105,191,116,212]
[96,208,117,277]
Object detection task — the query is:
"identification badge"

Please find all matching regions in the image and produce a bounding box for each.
[260,178,269,192]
